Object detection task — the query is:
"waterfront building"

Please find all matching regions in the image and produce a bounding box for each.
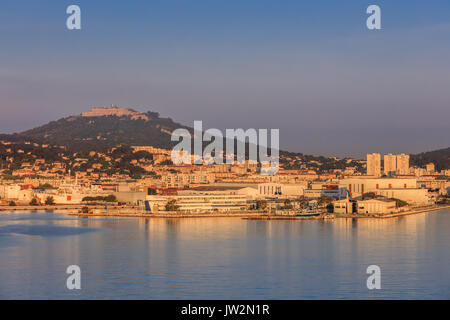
[338,177,430,205]
[339,177,415,196]
[374,188,430,205]
[356,199,398,214]
[0,184,21,200]
[333,198,398,215]
[145,193,249,212]
[113,191,146,205]
[332,199,351,214]
[257,183,305,199]
[303,184,348,200]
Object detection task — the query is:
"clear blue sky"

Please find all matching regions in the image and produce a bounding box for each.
[1,0,449,157]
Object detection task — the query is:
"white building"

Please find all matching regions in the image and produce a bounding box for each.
[339,178,417,198]
[145,193,249,212]
[338,177,430,205]
[257,183,305,199]
[0,184,21,200]
[374,188,430,206]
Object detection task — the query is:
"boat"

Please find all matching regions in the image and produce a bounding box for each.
[296,210,320,217]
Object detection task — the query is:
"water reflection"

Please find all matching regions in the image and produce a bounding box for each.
[0,210,449,299]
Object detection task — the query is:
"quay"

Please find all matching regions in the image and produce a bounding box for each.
[0,204,128,213]
[68,211,333,220]
[335,204,450,219]
[68,211,266,218]
[243,214,334,221]
[2,204,449,220]
[67,204,450,219]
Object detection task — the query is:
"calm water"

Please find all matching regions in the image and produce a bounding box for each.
[0,210,449,299]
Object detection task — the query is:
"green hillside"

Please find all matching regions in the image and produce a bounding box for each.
[16,111,191,152]
[410,147,450,171]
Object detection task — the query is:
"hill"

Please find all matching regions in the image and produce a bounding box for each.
[15,107,191,152]
[410,147,450,171]
[0,106,448,174]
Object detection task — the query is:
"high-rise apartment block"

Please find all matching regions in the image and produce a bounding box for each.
[384,154,397,175]
[382,153,410,175]
[367,153,381,176]
[396,153,410,175]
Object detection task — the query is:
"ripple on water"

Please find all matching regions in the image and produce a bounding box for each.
[0,224,100,237]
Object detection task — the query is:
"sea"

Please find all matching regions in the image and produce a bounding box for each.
[0,209,449,299]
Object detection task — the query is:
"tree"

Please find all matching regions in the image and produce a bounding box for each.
[160,159,174,166]
[362,192,376,200]
[256,200,268,210]
[317,196,333,207]
[82,196,94,202]
[130,172,142,180]
[283,199,293,210]
[437,195,450,204]
[389,198,408,207]
[45,196,55,205]
[297,196,309,209]
[104,195,117,202]
[29,198,39,206]
[134,151,153,160]
[165,199,180,211]
[39,183,54,189]
[82,195,116,203]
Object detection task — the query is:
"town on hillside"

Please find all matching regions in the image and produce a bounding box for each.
[1,135,449,217]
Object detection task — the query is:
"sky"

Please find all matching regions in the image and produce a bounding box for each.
[1,0,449,158]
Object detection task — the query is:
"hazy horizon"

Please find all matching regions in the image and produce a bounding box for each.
[1,0,449,158]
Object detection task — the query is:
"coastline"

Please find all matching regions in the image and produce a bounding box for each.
[2,204,449,220]
[63,204,450,220]
[0,204,122,212]
[335,204,450,219]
